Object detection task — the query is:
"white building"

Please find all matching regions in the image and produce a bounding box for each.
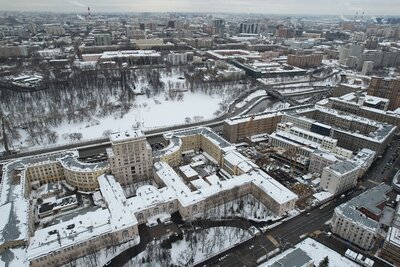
[166,52,188,65]
[320,160,360,195]
[331,184,391,250]
[361,61,374,75]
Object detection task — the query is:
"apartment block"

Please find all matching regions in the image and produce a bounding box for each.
[367,77,400,111]
[320,160,360,195]
[331,184,391,250]
[223,111,283,143]
[287,53,323,68]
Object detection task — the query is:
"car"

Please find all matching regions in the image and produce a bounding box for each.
[340,194,346,199]
[306,212,310,216]
[248,226,261,236]
[327,232,332,237]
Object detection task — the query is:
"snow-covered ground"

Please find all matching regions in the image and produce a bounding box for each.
[60,237,140,267]
[204,194,280,222]
[0,247,27,267]
[50,91,222,140]
[1,67,247,153]
[260,238,361,267]
[124,226,251,267]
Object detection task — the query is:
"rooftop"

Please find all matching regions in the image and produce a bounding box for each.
[326,160,359,175]
[335,184,391,231]
[109,130,145,144]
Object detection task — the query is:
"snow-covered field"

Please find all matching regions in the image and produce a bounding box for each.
[51,91,222,141]
[2,66,247,152]
[124,226,251,267]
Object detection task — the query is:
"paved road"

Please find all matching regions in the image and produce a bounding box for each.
[198,193,358,267]
[364,136,400,188]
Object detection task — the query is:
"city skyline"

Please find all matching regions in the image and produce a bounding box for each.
[0,0,399,15]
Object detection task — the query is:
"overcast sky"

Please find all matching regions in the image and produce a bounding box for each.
[1,0,399,15]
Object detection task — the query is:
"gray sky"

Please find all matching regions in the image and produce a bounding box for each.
[1,0,399,15]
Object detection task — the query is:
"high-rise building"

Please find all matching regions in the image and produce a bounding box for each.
[239,21,259,34]
[213,19,225,38]
[93,34,111,46]
[107,130,153,185]
[367,77,400,111]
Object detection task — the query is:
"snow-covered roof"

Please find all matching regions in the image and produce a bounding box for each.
[335,184,391,231]
[27,208,112,260]
[326,160,358,176]
[98,175,138,229]
[179,165,198,178]
[60,155,109,172]
[100,50,161,60]
[109,130,145,144]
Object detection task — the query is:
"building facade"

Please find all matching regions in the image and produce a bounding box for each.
[107,130,153,185]
[367,77,400,111]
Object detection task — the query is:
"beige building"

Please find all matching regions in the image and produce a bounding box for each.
[28,175,139,267]
[223,111,283,143]
[287,53,323,68]
[107,130,153,186]
[367,77,400,111]
[154,127,297,217]
[26,153,109,192]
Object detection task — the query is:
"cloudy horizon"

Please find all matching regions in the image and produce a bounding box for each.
[0,0,399,16]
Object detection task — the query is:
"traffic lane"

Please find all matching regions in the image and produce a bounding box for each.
[364,139,400,188]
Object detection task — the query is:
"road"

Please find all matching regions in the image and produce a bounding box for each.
[363,136,400,188]
[196,140,400,267]
[197,194,358,267]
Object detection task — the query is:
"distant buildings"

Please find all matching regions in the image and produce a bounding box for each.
[93,33,112,46]
[213,19,225,38]
[331,184,391,250]
[287,53,323,68]
[339,43,364,66]
[239,21,259,34]
[0,45,29,58]
[43,24,65,36]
